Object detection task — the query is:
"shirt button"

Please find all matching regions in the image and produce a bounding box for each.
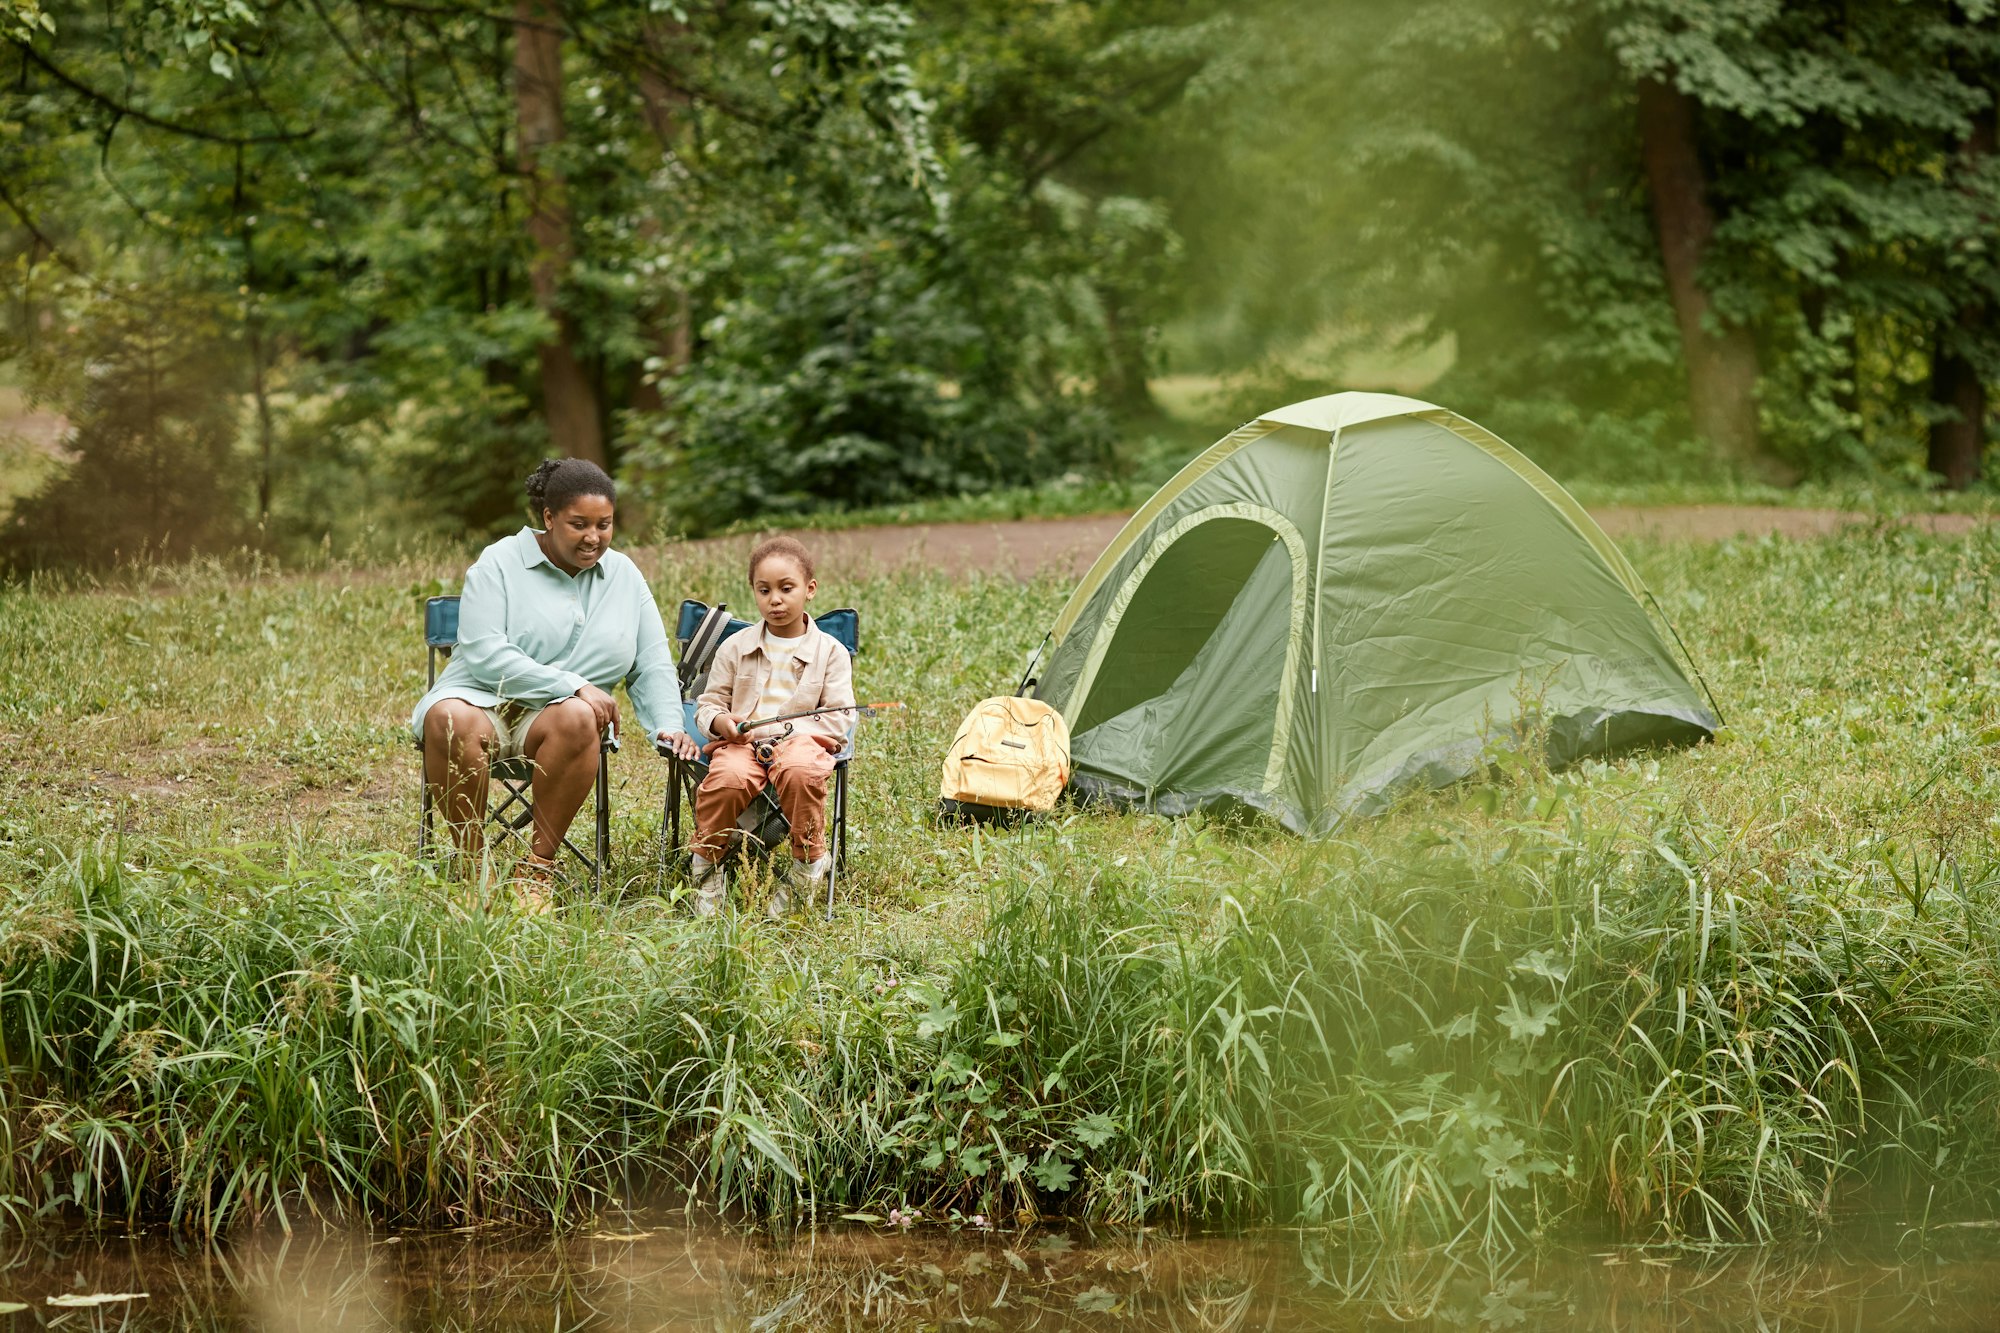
[574,610,584,625]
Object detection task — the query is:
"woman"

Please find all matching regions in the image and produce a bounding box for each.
[413,458,700,908]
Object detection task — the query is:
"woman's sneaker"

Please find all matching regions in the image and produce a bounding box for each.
[689,855,726,917]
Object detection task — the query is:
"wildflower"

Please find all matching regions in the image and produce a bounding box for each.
[970,1214,991,1230]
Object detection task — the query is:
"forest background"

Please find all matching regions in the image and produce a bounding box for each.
[1,0,1997,569]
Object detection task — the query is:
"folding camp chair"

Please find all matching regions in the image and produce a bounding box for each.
[657,599,860,918]
[416,595,615,891]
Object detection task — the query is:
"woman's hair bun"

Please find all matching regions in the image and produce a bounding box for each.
[524,458,615,519]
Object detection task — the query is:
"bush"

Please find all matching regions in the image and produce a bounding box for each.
[623,208,1113,536]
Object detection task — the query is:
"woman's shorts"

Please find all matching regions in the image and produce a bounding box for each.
[426,699,545,762]
[483,701,546,761]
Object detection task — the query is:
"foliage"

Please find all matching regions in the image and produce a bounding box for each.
[0,0,1203,560]
[626,182,1113,534]
[1150,0,1999,483]
[6,0,1996,561]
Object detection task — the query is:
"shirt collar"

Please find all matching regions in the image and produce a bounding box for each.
[516,525,602,578]
[747,614,815,657]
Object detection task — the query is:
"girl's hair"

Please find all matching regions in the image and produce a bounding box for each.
[749,535,815,583]
[525,458,616,519]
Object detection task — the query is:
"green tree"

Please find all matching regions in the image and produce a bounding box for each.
[1154,0,1997,485]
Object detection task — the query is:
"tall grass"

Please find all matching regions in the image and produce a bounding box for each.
[7,525,2000,1243]
[9,802,2000,1243]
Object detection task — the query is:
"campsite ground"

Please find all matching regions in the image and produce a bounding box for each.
[690,504,1994,581]
[7,521,2000,1246]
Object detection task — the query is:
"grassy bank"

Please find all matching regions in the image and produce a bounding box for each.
[6,526,2000,1244]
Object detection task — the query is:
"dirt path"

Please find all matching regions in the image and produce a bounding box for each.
[683,505,1989,581]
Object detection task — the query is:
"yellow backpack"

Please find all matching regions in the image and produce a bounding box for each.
[938,696,1071,821]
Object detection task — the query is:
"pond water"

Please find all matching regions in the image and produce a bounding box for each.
[6,1219,2000,1331]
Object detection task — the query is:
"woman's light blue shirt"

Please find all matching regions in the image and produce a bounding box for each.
[411,527,681,741]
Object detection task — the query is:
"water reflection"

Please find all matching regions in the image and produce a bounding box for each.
[3,1221,1999,1330]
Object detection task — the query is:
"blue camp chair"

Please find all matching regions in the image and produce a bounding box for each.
[657,599,860,918]
[416,595,615,891]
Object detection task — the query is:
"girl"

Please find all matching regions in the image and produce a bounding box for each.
[691,535,855,916]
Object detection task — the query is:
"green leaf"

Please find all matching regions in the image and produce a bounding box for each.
[1497,991,1559,1042]
[729,1112,802,1184]
[1070,1112,1118,1149]
[1029,1153,1076,1192]
[917,1001,957,1038]
[1073,1287,1120,1314]
[1457,1088,1507,1134]
[1436,1011,1479,1040]
[1511,949,1569,984]
[208,49,233,79]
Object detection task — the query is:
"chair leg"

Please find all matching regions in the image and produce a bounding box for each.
[826,763,849,919]
[836,763,850,875]
[824,813,839,921]
[659,755,679,896]
[594,747,610,894]
[418,762,431,859]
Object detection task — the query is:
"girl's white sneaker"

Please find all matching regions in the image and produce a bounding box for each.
[690,855,726,917]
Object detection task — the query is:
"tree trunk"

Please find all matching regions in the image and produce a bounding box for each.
[1927,107,1995,490]
[631,24,693,416]
[1636,77,1780,479]
[236,151,275,527]
[515,0,606,467]
[1928,326,1984,489]
[1099,284,1157,418]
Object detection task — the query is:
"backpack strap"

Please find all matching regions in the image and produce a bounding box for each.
[678,602,733,696]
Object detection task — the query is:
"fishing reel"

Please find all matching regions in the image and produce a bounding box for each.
[750,721,795,765]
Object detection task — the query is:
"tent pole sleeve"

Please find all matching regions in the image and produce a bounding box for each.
[1645,589,1726,727]
[1309,425,1343,694]
[1017,630,1053,697]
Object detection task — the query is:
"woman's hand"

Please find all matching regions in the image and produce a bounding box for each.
[575,683,620,735]
[656,730,701,761]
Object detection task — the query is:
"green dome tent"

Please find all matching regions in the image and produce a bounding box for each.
[1027,392,1717,833]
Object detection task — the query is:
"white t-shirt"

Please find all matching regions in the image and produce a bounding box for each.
[756,627,808,721]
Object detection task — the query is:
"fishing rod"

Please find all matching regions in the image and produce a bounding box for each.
[739,700,906,732]
[660,701,908,762]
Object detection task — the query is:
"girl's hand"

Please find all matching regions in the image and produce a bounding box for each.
[810,732,842,752]
[713,713,745,743]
